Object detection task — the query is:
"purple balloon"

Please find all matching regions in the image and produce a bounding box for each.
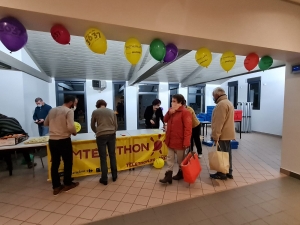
[0,17,28,52]
[163,43,178,63]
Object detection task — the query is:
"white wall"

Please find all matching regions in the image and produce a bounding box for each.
[86,80,113,133]
[158,82,169,126]
[281,60,300,175]
[23,73,50,137]
[0,70,25,129]
[125,82,138,130]
[221,67,285,136]
[205,84,218,111]
[178,84,188,100]
[0,70,50,137]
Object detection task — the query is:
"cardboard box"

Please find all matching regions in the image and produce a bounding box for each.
[0,136,28,147]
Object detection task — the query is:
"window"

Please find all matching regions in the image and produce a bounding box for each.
[138,84,159,129]
[247,77,261,110]
[188,85,205,114]
[169,84,179,107]
[228,81,238,109]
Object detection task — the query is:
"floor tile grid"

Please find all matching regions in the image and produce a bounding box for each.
[0,131,285,224]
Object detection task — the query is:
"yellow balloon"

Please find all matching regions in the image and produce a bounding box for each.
[195,47,212,68]
[124,38,142,65]
[84,28,107,54]
[74,122,81,133]
[153,158,164,169]
[220,51,236,72]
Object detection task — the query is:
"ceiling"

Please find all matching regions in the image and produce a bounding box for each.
[25,30,285,86]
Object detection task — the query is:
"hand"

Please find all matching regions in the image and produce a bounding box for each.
[183,145,189,149]
[150,120,155,125]
[169,108,176,114]
[39,119,44,123]
[34,120,38,124]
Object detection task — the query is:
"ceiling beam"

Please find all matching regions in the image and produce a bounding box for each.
[0,51,51,82]
[57,83,73,90]
[181,54,220,87]
[127,45,149,81]
[128,49,191,86]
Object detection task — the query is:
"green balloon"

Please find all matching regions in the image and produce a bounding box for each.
[150,39,166,61]
[259,56,273,71]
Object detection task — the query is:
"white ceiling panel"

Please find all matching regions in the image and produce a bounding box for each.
[25,30,285,85]
[182,54,284,86]
[145,51,199,82]
[26,30,137,80]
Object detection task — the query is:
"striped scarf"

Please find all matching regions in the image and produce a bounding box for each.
[0,117,26,137]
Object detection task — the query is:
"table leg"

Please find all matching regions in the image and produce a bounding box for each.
[240,121,241,139]
[202,124,205,136]
[206,124,208,136]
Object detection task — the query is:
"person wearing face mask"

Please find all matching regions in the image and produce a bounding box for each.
[44,95,78,195]
[159,94,192,184]
[210,87,235,180]
[33,98,52,136]
[144,99,164,129]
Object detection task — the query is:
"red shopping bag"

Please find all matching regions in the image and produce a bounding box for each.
[181,152,202,184]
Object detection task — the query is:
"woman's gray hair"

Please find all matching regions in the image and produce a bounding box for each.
[212,87,225,96]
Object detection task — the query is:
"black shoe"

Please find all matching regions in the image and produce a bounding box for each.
[112,176,117,182]
[99,178,108,185]
[159,171,173,184]
[210,173,227,180]
[172,169,183,180]
[226,174,233,179]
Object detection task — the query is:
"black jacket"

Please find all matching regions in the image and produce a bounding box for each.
[144,106,164,128]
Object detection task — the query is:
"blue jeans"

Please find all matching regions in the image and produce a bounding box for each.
[38,126,49,137]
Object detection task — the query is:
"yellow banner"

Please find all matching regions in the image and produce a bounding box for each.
[47,133,168,179]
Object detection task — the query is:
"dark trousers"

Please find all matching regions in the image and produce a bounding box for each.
[218,140,233,175]
[96,134,117,181]
[191,124,202,154]
[3,151,32,171]
[49,138,73,189]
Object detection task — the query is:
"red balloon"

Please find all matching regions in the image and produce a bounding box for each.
[244,53,259,71]
[50,24,70,45]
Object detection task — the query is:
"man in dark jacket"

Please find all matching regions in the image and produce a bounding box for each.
[144,99,164,129]
[33,97,52,136]
[0,114,36,174]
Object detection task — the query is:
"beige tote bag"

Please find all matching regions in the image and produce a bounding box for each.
[208,143,230,174]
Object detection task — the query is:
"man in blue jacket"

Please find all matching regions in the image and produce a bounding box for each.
[33,97,52,136]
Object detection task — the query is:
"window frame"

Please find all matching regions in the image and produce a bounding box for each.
[247,77,261,110]
[228,81,238,109]
[187,84,206,113]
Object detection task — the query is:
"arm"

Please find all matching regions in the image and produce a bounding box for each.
[44,115,49,126]
[144,106,152,125]
[114,114,118,132]
[90,111,97,133]
[164,110,170,123]
[159,108,164,125]
[66,110,76,134]
[33,108,38,121]
[211,104,227,141]
[182,110,192,148]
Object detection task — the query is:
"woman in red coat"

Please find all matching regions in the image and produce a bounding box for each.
[159,94,192,184]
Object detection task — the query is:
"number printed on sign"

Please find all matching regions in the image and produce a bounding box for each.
[0,24,21,36]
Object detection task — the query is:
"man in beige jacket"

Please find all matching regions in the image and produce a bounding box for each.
[210,87,235,180]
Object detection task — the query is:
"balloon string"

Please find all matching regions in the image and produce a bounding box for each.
[68,43,70,45]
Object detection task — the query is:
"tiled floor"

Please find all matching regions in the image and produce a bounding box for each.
[0,132,285,224]
[93,176,300,225]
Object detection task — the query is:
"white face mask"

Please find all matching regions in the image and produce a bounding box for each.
[37,104,42,107]
[72,107,77,111]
